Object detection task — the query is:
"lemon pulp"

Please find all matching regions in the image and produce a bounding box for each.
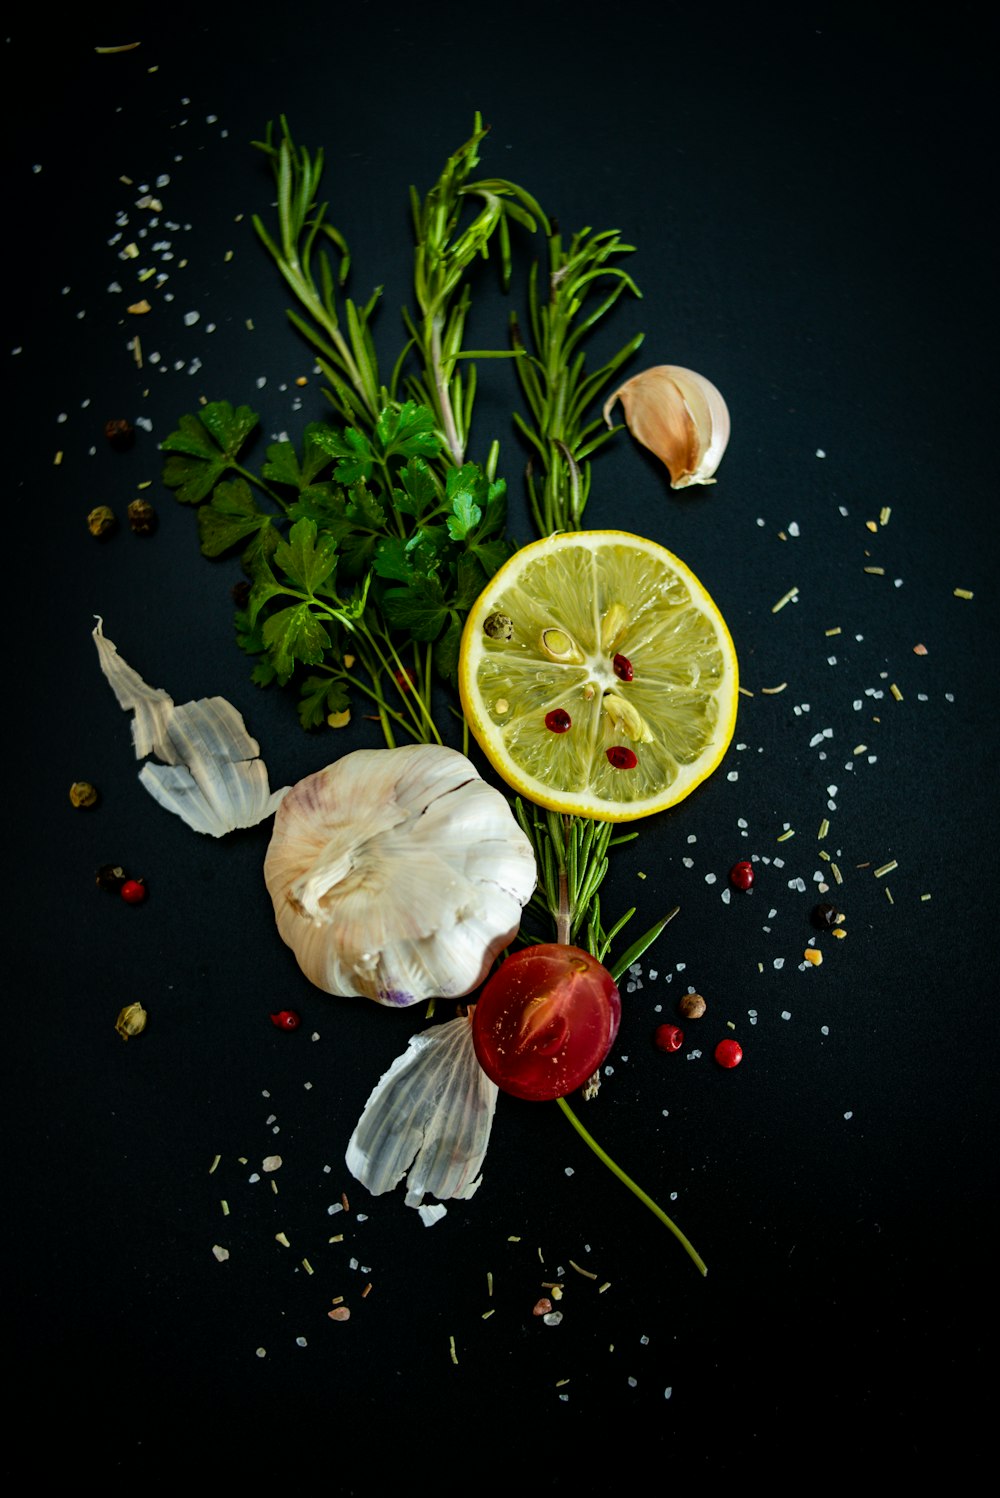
[458,530,738,822]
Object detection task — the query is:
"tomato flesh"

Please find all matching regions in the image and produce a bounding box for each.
[472,945,621,1101]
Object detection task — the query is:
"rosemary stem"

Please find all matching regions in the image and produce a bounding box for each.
[555,1097,707,1276]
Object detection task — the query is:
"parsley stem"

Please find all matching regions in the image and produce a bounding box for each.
[555,1097,707,1276]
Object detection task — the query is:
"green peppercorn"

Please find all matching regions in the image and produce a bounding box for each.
[69,780,99,809]
[127,498,157,535]
[483,612,514,641]
[87,505,117,539]
[115,1002,148,1040]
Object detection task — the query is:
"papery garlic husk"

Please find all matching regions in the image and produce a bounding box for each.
[263,744,536,1006]
[346,1011,497,1214]
[603,365,731,489]
[93,618,288,836]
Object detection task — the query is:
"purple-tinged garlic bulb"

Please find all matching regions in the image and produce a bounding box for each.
[263,745,536,1006]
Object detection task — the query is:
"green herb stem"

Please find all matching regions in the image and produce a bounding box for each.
[555,1097,707,1276]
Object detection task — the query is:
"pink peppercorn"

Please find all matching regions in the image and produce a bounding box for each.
[654,1023,684,1053]
[270,1010,301,1031]
[606,746,638,770]
[729,861,754,891]
[714,1038,743,1068]
[120,879,147,905]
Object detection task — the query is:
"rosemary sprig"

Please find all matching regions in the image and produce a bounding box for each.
[512,223,644,534]
[252,117,384,434]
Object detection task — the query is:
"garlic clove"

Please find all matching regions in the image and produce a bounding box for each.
[264,745,536,1006]
[345,1012,498,1213]
[603,365,731,489]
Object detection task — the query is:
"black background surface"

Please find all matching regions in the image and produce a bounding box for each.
[6,5,996,1484]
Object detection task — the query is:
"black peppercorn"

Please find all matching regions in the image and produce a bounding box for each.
[104,418,135,450]
[810,902,840,930]
[127,498,157,535]
[96,863,128,893]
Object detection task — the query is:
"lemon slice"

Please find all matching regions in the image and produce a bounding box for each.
[458,530,738,822]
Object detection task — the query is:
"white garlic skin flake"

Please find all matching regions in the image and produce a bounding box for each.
[263,745,536,1006]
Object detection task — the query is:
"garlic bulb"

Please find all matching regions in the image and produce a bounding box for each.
[603,365,730,489]
[346,1011,497,1215]
[263,744,536,1006]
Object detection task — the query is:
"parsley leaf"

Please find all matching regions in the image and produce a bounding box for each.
[161,403,259,504]
[298,674,351,730]
[273,518,339,596]
[196,478,272,558]
[382,575,451,641]
[262,604,332,683]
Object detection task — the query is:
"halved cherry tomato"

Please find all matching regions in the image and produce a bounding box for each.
[472,944,621,1101]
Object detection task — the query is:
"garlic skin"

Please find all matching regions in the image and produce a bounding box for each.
[93,618,288,836]
[346,1011,497,1213]
[263,744,536,1006]
[603,365,731,489]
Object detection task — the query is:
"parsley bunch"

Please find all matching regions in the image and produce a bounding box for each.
[162,398,508,739]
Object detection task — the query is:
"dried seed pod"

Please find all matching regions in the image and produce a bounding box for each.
[604,365,730,489]
[87,505,118,539]
[115,1002,147,1040]
[69,780,99,809]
